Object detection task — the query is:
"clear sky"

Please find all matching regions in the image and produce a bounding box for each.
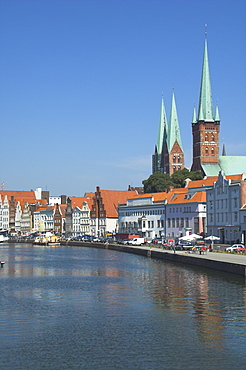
[0,0,245,196]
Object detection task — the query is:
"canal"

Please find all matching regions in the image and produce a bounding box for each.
[0,243,246,369]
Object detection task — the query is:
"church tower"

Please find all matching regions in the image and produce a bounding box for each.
[165,92,184,175]
[191,36,220,172]
[152,92,184,175]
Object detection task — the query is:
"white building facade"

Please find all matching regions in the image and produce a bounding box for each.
[118,196,166,240]
[206,171,246,244]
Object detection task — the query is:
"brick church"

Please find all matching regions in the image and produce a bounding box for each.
[152,35,246,177]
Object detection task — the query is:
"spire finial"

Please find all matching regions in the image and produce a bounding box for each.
[205,24,208,37]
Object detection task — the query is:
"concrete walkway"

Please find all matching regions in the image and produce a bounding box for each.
[158,247,246,266]
[108,243,246,276]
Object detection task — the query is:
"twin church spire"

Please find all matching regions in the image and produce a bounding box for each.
[152,92,184,175]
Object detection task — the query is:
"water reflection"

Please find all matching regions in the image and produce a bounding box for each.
[1,243,246,368]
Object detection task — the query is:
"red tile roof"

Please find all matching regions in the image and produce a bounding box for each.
[70,197,93,210]
[99,189,138,218]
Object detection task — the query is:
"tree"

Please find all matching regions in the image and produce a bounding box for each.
[171,168,190,188]
[142,169,204,193]
[142,172,174,193]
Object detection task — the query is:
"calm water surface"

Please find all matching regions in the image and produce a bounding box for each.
[0,243,246,369]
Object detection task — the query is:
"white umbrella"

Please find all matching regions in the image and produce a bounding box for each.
[179,234,203,242]
[205,235,220,248]
[204,235,220,241]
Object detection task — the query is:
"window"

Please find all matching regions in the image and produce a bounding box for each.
[180,218,184,227]
[205,147,208,154]
[185,218,189,228]
[176,218,179,227]
[211,147,214,155]
[168,218,171,228]
[172,218,175,227]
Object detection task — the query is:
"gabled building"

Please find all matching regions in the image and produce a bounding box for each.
[90,187,138,237]
[54,203,67,235]
[64,196,93,236]
[206,171,246,244]
[33,206,55,232]
[0,189,47,234]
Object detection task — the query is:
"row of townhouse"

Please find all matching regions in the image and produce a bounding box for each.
[0,186,138,237]
[0,189,48,234]
[118,172,246,244]
[1,174,246,244]
[33,187,138,237]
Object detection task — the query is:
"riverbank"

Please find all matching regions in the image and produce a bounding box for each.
[61,240,246,277]
[8,239,246,277]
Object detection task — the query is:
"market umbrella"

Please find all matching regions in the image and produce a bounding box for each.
[205,235,220,248]
[179,234,203,241]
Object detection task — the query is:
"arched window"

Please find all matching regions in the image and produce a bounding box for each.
[211,134,215,141]
[178,155,180,163]
[211,147,214,155]
[173,166,176,172]
[205,134,208,141]
[205,147,209,155]
[173,155,176,163]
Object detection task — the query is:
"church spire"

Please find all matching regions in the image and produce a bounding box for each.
[198,37,214,122]
[222,143,226,156]
[155,96,168,155]
[192,105,197,124]
[168,92,183,151]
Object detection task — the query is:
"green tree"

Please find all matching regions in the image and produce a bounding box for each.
[171,168,190,188]
[142,169,204,193]
[142,172,174,193]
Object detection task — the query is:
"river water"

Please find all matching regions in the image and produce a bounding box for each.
[0,243,246,369]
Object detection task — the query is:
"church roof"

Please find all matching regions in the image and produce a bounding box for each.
[202,156,246,176]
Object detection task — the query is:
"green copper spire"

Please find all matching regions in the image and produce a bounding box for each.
[198,38,214,122]
[215,102,220,121]
[155,96,168,154]
[192,105,197,124]
[168,92,183,151]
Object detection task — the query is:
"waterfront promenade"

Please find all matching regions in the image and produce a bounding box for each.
[60,240,246,277]
[7,239,246,277]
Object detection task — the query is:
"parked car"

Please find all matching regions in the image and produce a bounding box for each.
[226,244,246,252]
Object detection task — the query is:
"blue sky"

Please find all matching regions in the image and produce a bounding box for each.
[0,0,245,196]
